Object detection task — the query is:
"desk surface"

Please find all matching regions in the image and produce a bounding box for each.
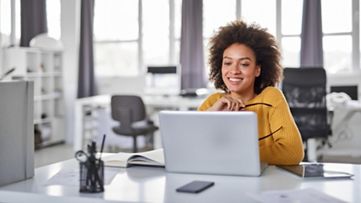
[1,157,360,203]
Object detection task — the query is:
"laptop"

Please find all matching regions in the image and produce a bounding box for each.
[159,111,266,176]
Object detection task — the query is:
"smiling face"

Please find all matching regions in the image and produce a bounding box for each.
[221,43,261,98]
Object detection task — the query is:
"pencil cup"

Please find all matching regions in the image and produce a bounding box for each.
[79,159,104,193]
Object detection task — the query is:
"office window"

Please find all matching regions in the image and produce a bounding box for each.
[281,0,303,35]
[323,35,352,73]
[281,37,301,67]
[0,0,11,46]
[203,0,236,74]
[143,0,169,65]
[322,0,354,73]
[173,0,182,64]
[94,0,181,77]
[91,0,360,79]
[280,0,303,67]
[94,0,139,76]
[203,0,236,39]
[0,0,20,47]
[0,0,60,47]
[322,0,352,33]
[241,0,276,35]
[46,0,61,39]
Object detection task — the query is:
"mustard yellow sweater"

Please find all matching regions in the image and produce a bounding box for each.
[198,87,304,165]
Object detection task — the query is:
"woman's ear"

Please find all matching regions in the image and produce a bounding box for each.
[256,65,261,77]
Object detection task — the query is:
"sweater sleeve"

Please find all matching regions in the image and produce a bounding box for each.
[197,93,222,111]
[259,89,304,165]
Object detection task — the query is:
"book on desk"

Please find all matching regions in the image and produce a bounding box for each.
[104,148,165,168]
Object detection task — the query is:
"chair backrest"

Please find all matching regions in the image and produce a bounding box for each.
[282,67,329,140]
[111,95,146,128]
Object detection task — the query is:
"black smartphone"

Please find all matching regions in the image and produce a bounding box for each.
[176,180,215,193]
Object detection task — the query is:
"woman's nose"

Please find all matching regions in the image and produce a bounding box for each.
[229,63,241,73]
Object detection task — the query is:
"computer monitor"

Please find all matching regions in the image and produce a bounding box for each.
[145,65,180,95]
[330,85,358,100]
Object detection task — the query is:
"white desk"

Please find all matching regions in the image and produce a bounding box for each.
[318,100,361,159]
[0,157,360,202]
[331,100,361,143]
[74,94,205,151]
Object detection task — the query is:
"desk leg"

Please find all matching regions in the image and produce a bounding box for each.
[307,138,317,162]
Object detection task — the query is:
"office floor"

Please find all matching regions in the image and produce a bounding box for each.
[34,144,74,168]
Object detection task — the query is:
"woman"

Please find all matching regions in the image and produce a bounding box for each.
[198,20,304,165]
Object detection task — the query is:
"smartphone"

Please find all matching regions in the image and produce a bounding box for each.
[176,180,215,193]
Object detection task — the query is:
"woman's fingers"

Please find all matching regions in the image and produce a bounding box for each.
[224,95,244,111]
[208,95,246,111]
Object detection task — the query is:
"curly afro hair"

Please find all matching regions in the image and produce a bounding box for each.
[208,20,282,94]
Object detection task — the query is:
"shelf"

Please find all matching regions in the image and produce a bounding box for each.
[2,47,65,147]
[34,118,52,125]
[34,92,62,101]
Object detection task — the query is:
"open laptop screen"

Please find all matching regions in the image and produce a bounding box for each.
[159,111,264,176]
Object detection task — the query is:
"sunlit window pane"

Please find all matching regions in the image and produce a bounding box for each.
[15,0,20,44]
[203,0,236,38]
[321,0,351,33]
[143,0,169,65]
[323,35,352,73]
[0,0,20,46]
[174,0,182,39]
[46,0,61,39]
[174,39,180,64]
[0,0,11,46]
[0,0,11,35]
[281,0,303,35]
[95,42,138,76]
[281,37,301,67]
[241,0,276,35]
[203,38,211,76]
[94,0,138,41]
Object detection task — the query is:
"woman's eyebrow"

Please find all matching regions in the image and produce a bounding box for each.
[223,56,252,61]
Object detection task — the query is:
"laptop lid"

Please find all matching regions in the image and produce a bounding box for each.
[159,111,263,176]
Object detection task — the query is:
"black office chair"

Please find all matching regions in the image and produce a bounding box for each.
[111,95,158,152]
[282,68,331,160]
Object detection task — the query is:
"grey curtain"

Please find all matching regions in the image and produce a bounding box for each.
[20,0,47,47]
[179,0,206,90]
[300,0,323,67]
[77,0,97,98]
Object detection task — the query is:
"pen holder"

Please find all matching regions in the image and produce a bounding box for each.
[79,158,104,193]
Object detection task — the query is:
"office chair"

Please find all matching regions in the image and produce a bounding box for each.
[111,95,158,153]
[282,67,331,160]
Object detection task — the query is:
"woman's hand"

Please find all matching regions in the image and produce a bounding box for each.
[207,94,245,111]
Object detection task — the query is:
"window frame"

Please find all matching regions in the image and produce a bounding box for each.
[93,0,180,76]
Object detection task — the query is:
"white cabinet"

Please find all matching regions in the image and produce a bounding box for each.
[2,47,65,147]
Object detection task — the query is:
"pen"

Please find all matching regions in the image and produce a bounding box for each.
[99,134,106,160]
[0,67,16,80]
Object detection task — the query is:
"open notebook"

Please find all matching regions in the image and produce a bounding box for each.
[104,148,165,168]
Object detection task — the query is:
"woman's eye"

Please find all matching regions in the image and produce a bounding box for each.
[241,63,250,67]
[223,62,232,66]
